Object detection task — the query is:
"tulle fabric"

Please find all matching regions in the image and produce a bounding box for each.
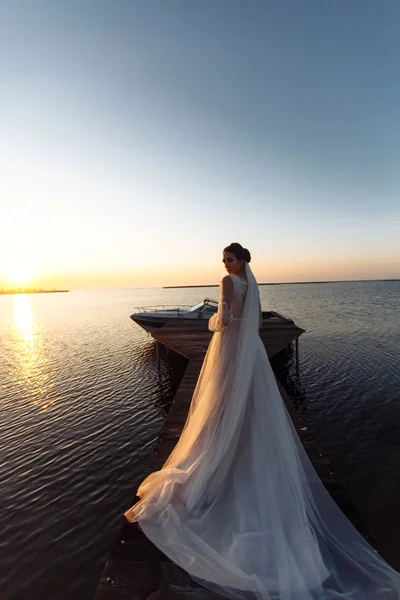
[125,264,400,599]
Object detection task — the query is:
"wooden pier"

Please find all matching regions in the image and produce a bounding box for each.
[93,317,376,600]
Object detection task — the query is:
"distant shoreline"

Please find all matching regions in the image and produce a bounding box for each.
[0,289,69,295]
[164,279,400,289]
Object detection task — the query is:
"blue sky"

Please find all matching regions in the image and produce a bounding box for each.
[0,0,399,288]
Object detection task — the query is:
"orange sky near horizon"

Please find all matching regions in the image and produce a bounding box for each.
[1,255,398,291]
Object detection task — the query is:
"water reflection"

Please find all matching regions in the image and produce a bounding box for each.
[12,295,36,342]
[11,295,51,412]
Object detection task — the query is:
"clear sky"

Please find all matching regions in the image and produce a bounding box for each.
[1,0,399,289]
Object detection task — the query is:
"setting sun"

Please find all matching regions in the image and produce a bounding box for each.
[4,264,36,288]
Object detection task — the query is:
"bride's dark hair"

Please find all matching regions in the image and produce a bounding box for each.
[223,242,251,263]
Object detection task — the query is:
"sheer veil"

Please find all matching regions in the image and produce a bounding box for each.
[125,262,400,599]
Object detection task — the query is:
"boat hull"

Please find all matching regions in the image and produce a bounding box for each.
[130,313,212,333]
[130,315,169,332]
[130,310,292,334]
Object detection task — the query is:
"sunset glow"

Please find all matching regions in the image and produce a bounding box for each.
[4,263,36,288]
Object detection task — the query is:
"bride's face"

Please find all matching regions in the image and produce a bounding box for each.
[222,252,243,275]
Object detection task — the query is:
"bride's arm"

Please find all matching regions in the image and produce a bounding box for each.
[208,275,234,332]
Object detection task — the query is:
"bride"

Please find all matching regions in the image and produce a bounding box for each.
[125,242,400,599]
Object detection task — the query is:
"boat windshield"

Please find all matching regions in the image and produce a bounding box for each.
[188,298,218,313]
[188,301,205,312]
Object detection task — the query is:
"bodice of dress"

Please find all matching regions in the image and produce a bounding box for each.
[208,274,248,333]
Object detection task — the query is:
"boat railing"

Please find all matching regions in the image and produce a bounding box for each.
[133,305,191,315]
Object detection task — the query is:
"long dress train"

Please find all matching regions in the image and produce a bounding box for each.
[125,263,400,599]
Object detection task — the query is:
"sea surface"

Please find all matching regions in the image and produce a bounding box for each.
[0,281,399,599]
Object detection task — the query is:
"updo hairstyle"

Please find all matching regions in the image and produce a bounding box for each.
[223,242,251,263]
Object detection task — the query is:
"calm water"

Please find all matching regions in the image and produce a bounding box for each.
[0,281,399,599]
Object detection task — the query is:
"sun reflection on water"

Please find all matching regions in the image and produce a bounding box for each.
[12,295,36,341]
[11,295,53,412]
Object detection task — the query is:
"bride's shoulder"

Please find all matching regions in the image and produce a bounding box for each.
[221,274,234,286]
[227,274,246,284]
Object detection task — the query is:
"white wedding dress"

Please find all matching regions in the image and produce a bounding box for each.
[125,263,400,599]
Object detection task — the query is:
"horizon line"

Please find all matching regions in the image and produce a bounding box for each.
[163,278,400,289]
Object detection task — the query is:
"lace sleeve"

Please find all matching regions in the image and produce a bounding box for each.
[208,276,234,332]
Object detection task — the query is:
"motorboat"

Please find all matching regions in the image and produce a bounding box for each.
[130,297,294,334]
[130,298,219,333]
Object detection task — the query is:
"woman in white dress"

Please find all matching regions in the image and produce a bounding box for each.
[125,243,400,599]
